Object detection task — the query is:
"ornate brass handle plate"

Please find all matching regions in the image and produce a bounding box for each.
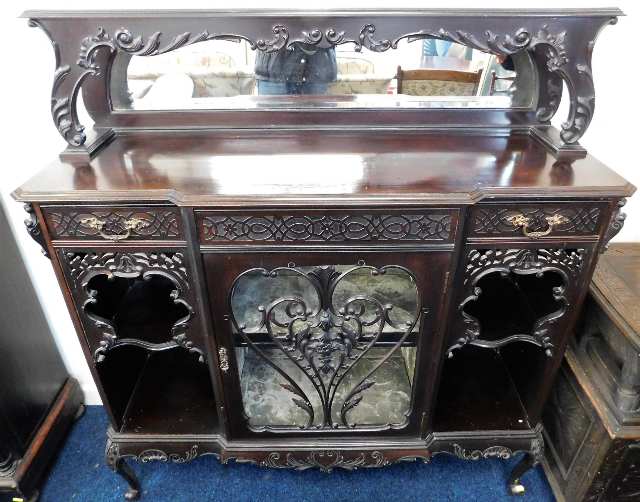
[80,216,146,241]
[218,347,230,373]
[507,214,568,239]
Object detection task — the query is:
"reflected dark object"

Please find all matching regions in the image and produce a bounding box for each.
[255,42,337,95]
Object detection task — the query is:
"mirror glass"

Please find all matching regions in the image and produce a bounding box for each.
[113,37,534,111]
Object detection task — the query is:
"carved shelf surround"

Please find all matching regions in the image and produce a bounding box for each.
[447,248,587,358]
[59,250,204,363]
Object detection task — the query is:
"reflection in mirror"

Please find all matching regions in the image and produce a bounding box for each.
[114,36,533,111]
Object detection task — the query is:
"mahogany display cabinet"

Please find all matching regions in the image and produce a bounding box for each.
[14,8,634,500]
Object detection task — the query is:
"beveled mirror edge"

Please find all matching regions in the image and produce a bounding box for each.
[24,8,623,163]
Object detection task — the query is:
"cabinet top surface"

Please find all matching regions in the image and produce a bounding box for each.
[22,8,624,18]
[13,131,634,206]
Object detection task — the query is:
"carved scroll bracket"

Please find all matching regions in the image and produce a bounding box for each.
[602,199,627,252]
[23,203,50,258]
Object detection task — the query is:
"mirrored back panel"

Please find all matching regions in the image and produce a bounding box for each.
[114,37,534,110]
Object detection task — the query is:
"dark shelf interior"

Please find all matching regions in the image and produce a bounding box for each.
[433,345,531,431]
[464,271,564,341]
[99,346,218,435]
[86,273,189,345]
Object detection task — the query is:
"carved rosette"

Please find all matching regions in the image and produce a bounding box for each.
[28,13,619,149]
[59,250,204,362]
[448,248,587,357]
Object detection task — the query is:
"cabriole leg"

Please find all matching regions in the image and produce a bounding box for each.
[106,442,140,500]
[507,435,544,496]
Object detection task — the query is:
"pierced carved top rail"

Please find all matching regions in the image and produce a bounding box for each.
[24,8,622,161]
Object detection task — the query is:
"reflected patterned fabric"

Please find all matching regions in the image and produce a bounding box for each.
[402,80,476,96]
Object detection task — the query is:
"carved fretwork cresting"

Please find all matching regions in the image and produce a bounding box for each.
[447,248,587,358]
[59,250,204,362]
[228,263,425,431]
[28,14,619,148]
[23,203,50,258]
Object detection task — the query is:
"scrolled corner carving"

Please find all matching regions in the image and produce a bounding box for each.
[602,199,627,252]
[23,203,50,258]
[137,445,199,464]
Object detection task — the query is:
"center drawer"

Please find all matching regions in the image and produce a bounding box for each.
[195,210,457,245]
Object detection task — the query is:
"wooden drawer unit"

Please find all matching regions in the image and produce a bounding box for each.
[469,203,606,240]
[196,210,457,245]
[42,205,183,242]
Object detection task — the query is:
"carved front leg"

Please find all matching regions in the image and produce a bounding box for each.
[106,442,140,501]
[507,434,544,496]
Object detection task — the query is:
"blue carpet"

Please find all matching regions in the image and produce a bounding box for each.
[37,406,554,502]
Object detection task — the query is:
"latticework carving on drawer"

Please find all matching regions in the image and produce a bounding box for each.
[44,207,182,240]
[198,213,453,243]
[471,206,602,237]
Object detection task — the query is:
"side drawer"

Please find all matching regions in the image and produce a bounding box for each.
[196,209,457,245]
[42,205,183,241]
[468,202,606,239]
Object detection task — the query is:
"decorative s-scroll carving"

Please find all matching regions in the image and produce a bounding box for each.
[602,199,627,251]
[60,251,203,362]
[257,450,417,471]
[452,444,514,460]
[23,203,49,258]
[447,248,586,357]
[229,263,424,431]
[200,213,452,243]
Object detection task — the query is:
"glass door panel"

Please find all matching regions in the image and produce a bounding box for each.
[229,262,421,431]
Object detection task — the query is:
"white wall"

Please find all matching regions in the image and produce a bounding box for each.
[1,0,638,404]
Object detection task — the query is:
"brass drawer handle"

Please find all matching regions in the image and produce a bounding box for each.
[507,214,568,239]
[80,216,146,241]
[218,347,230,373]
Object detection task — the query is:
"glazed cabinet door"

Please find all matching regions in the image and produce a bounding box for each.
[203,250,452,439]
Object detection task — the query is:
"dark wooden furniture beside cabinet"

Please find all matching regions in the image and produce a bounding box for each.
[14,8,635,500]
[0,202,83,502]
[543,244,640,502]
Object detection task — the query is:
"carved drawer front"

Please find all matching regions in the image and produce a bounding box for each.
[196,210,456,244]
[42,206,183,241]
[469,203,605,239]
